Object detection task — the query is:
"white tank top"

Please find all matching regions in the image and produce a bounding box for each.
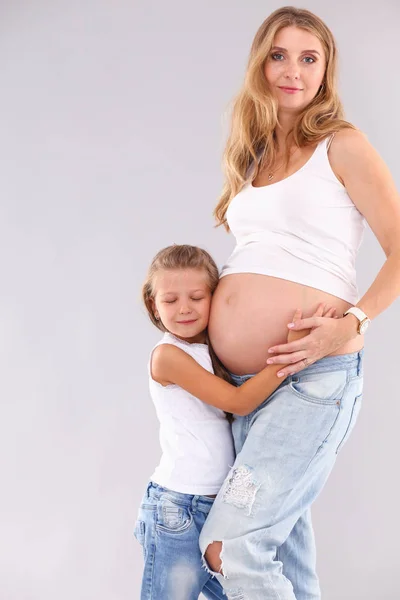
[149,332,235,495]
[220,136,366,304]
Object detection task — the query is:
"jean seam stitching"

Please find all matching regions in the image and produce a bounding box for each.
[336,392,362,454]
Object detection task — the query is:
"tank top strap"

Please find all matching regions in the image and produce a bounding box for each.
[305,135,336,171]
[313,134,336,153]
[315,134,335,153]
[326,132,336,150]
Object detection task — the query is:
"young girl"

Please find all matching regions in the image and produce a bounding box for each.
[134,244,335,600]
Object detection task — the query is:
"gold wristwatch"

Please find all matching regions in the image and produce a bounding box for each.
[343,307,371,335]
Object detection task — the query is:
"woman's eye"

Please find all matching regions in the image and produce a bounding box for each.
[271,53,316,64]
[192,297,204,302]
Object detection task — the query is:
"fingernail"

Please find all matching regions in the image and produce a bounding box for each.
[287,323,295,328]
[267,359,274,364]
[277,372,285,378]
[268,348,275,353]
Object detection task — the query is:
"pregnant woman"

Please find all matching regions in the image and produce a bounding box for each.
[199,6,400,600]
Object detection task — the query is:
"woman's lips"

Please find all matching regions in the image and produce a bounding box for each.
[278,86,302,94]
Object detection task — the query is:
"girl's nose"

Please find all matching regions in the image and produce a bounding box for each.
[179,305,192,314]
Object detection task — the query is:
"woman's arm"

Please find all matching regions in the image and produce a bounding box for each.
[151,306,334,417]
[332,130,400,323]
[265,129,400,377]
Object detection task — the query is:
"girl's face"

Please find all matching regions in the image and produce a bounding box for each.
[264,26,326,114]
[152,268,212,344]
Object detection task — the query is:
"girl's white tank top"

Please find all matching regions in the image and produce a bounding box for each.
[220,135,366,304]
[148,332,235,495]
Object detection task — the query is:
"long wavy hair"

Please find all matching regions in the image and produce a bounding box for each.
[214,6,357,230]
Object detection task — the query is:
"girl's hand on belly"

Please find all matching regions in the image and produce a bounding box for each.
[267,303,351,377]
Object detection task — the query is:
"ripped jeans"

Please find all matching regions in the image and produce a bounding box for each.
[134,482,226,599]
[199,350,364,600]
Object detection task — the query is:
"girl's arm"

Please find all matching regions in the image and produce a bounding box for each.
[151,304,334,417]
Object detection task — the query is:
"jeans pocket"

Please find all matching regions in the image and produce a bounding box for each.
[156,498,193,534]
[336,393,363,454]
[289,370,348,405]
[134,519,148,561]
[134,519,145,545]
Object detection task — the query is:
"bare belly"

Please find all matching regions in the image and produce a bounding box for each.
[208,274,364,375]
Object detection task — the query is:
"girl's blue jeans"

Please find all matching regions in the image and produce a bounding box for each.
[134,481,226,599]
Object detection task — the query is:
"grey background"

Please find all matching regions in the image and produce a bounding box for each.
[0,1,398,599]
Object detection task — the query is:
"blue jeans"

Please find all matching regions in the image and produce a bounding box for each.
[199,350,364,600]
[134,481,226,599]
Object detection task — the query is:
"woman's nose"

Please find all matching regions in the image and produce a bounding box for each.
[284,62,300,79]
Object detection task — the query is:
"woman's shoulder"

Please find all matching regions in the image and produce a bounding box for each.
[329,127,369,154]
[328,128,375,181]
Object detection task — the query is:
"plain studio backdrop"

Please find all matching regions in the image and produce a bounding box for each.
[0,1,399,599]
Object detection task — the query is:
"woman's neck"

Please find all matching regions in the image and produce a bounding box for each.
[275,111,298,151]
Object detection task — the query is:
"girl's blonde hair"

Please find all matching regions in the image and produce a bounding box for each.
[142,244,219,332]
[214,6,357,230]
[142,245,234,409]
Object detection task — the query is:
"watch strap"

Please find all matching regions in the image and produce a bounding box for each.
[343,307,370,334]
[343,307,369,323]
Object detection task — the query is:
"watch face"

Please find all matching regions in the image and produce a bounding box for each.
[359,319,370,334]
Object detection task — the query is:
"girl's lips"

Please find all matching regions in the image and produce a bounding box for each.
[177,319,197,324]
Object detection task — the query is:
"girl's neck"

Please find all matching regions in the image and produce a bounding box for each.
[166,330,208,345]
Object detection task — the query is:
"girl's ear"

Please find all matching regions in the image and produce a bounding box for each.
[150,298,159,320]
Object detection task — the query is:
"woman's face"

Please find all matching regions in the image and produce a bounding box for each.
[264,26,326,113]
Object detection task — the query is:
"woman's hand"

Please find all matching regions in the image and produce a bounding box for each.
[267,303,356,378]
[286,303,336,344]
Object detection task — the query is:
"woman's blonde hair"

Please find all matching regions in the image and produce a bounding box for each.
[142,245,234,410]
[214,6,357,230]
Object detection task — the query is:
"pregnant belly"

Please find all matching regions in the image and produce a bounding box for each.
[208,274,364,375]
